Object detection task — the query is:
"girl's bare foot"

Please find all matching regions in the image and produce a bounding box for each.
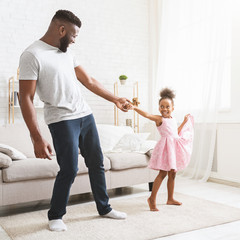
[147,197,159,211]
[167,199,182,205]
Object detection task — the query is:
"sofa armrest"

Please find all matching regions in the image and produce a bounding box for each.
[0,171,3,206]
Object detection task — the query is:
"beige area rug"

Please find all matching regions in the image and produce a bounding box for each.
[1,192,240,240]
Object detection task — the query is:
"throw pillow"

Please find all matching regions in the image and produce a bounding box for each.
[0,144,27,160]
[0,152,12,168]
[140,141,157,154]
[96,124,134,152]
[113,132,151,152]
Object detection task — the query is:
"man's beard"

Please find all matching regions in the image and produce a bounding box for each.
[59,35,70,52]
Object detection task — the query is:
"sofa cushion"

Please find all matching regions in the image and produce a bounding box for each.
[105,152,149,170]
[0,153,12,168]
[2,157,59,183]
[2,155,111,183]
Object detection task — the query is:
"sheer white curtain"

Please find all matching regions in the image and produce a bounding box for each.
[150,0,232,181]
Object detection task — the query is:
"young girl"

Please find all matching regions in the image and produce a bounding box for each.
[131,88,194,211]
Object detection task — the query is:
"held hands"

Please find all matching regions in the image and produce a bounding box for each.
[31,137,53,160]
[115,97,132,112]
[115,97,140,112]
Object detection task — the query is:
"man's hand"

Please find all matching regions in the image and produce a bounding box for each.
[115,98,132,112]
[32,137,53,160]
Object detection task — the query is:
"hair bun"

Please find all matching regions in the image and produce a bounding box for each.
[160,88,175,99]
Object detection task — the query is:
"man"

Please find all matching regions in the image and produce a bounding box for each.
[19,10,130,232]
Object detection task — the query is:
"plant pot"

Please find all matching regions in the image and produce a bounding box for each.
[120,79,127,85]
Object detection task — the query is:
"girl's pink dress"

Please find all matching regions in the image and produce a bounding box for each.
[148,115,194,171]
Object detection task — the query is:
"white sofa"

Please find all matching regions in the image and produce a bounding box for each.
[0,123,157,207]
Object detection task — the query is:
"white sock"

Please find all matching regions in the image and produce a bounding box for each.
[102,209,127,219]
[48,219,67,231]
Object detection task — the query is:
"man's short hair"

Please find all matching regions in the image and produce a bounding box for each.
[52,10,81,28]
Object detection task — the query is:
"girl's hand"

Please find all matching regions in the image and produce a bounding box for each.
[115,98,132,112]
[184,114,190,123]
[129,104,136,110]
[178,114,191,134]
[124,103,133,111]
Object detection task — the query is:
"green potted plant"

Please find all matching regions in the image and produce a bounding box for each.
[119,75,128,85]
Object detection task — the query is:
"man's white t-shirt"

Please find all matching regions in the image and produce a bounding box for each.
[19,40,92,125]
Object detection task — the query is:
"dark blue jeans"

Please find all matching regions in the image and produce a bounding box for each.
[48,114,112,220]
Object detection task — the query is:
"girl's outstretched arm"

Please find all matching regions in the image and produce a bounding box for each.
[178,114,190,134]
[132,106,162,126]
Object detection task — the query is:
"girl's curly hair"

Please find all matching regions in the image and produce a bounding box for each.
[159,88,175,105]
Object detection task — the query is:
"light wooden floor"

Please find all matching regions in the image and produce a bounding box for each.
[1,177,240,239]
[155,177,240,240]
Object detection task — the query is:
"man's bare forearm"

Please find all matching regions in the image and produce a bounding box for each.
[84,77,119,103]
[75,66,119,103]
[19,97,42,142]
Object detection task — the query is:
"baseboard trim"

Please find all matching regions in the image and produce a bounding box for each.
[208,175,240,188]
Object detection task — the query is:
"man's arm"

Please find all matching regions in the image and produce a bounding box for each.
[75,66,131,111]
[19,80,52,160]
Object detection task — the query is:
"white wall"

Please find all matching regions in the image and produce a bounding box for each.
[0,0,149,127]
[211,0,240,182]
[217,0,240,123]
[212,124,240,182]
